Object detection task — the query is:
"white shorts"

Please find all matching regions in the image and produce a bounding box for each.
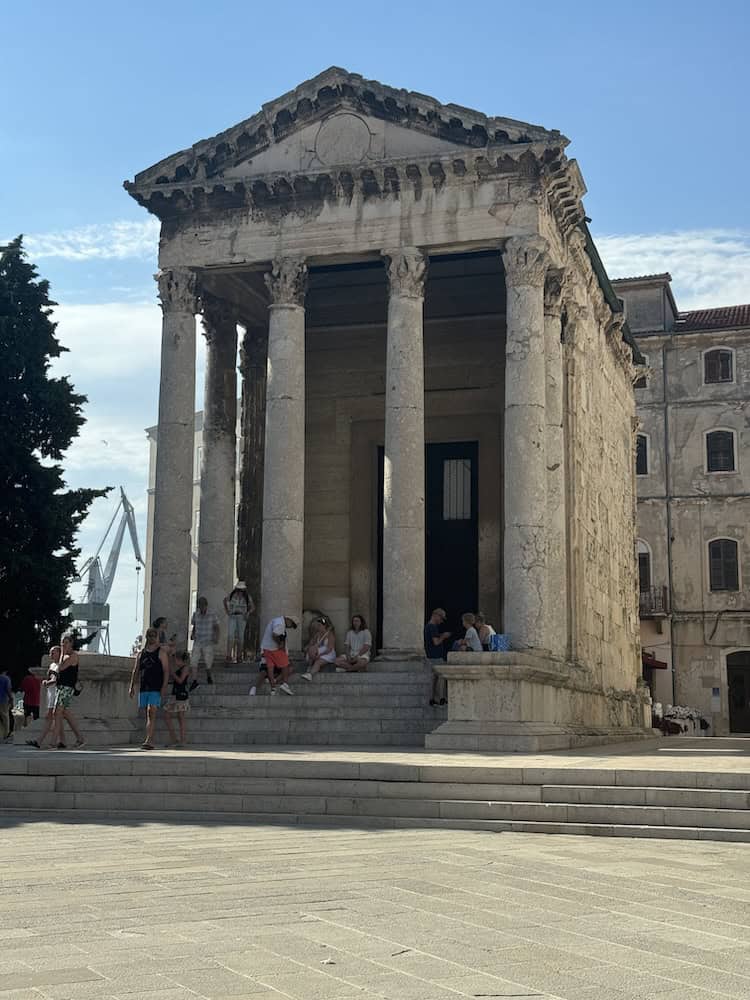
[190,643,215,670]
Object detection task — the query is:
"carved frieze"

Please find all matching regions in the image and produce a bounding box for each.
[382,247,428,299]
[543,268,567,316]
[156,268,198,314]
[502,235,550,288]
[264,256,308,307]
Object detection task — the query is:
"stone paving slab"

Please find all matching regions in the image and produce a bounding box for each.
[2,814,750,999]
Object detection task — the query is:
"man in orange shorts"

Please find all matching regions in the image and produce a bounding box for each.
[250,616,298,696]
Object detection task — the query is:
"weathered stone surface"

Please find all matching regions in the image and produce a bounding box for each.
[502,236,549,651]
[150,267,197,644]
[381,248,427,654]
[260,257,308,648]
[196,292,237,640]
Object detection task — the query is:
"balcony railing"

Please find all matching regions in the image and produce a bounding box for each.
[639,585,669,617]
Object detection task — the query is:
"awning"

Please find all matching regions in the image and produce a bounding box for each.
[642,651,668,670]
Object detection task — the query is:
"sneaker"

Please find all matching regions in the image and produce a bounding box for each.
[26,740,40,748]
[248,686,257,697]
[56,743,67,750]
[74,739,86,749]
[189,680,199,692]
[269,687,278,696]
[301,672,312,682]
[141,742,154,750]
[335,667,347,673]
[279,682,294,696]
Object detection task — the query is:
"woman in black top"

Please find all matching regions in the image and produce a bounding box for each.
[54,635,85,748]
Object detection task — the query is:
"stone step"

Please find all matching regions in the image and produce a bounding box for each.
[4,783,750,833]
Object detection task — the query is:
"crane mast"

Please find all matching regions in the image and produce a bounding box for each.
[69,488,145,653]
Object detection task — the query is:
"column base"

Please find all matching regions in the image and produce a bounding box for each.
[378,648,425,662]
[425,651,654,753]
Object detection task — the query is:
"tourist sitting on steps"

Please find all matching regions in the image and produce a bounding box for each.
[302,623,337,682]
[335,615,372,672]
[250,616,297,696]
[129,627,169,750]
[474,613,496,651]
[303,618,326,672]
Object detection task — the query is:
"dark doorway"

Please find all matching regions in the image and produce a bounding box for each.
[376,442,479,648]
[728,650,750,733]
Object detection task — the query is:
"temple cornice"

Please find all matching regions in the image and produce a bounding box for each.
[125,66,567,193]
[125,142,579,226]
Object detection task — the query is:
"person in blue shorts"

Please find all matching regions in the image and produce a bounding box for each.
[129,627,169,750]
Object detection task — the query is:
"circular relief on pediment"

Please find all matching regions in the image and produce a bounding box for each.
[314,113,372,166]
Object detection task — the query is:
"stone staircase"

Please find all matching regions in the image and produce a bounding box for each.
[16,660,446,748]
[3,745,750,842]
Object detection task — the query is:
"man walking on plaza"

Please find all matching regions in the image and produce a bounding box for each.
[190,596,219,688]
[129,627,169,750]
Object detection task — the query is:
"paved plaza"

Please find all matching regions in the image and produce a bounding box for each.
[2,816,750,1000]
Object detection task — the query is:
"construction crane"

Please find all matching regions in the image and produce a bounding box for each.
[69,488,145,654]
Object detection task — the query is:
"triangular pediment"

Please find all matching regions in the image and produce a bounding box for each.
[127,67,567,191]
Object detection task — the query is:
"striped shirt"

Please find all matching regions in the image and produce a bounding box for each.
[191,609,218,645]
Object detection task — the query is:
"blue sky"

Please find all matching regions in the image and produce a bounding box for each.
[3,0,749,654]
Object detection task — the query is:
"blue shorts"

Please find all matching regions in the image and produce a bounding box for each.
[139,691,161,709]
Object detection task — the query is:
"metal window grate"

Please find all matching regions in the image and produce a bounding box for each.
[706,430,735,472]
[443,458,472,520]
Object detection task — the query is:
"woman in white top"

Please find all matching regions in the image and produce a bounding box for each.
[335,615,372,673]
[474,613,496,651]
[301,622,337,682]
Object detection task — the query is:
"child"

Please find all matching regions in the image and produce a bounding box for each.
[164,651,190,747]
[453,613,483,652]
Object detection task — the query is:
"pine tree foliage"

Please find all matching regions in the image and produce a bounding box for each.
[0,237,108,682]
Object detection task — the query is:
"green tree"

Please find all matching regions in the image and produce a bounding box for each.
[0,237,107,686]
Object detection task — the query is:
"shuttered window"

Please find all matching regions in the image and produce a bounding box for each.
[706,430,735,472]
[709,539,739,592]
[442,458,471,520]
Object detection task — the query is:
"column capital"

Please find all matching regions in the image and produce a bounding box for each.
[264,256,308,307]
[200,292,237,341]
[502,235,550,288]
[156,267,198,314]
[543,268,567,316]
[382,247,428,299]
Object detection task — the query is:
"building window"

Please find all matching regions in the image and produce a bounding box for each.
[443,458,471,520]
[636,434,648,476]
[704,349,734,384]
[637,540,651,593]
[709,538,739,592]
[706,430,736,473]
[634,355,648,389]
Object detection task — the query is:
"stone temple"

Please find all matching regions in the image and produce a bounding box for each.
[127,68,651,750]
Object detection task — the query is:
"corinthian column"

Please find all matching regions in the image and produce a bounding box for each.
[259,257,308,651]
[197,292,238,646]
[151,267,198,645]
[381,247,428,656]
[502,236,550,651]
[236,325,269,658]
[544,270,568,659]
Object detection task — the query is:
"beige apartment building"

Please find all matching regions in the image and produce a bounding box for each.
[613,275,750,734]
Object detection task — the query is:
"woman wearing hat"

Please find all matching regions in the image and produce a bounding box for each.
[223,582,255,664]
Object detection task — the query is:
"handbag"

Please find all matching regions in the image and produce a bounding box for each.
[489,633,511,652]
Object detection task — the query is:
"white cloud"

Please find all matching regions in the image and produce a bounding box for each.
[595,229,750,310]
[22,219,160,261]
[51,302,162,378]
